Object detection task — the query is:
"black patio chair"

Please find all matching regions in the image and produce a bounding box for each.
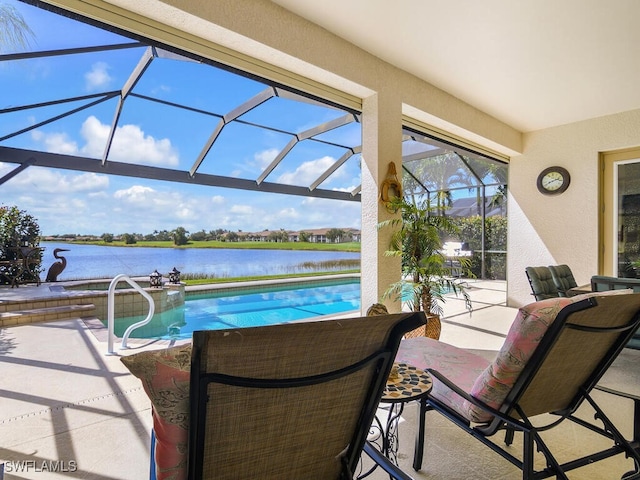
[591,274,640,293]
[525,266,560,300]
[548,264,577,296]
[396,291,640,479]
[591,275,640,349]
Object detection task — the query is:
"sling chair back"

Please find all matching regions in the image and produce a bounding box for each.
[188,312,424,480]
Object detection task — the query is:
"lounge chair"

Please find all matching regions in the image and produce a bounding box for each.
[591,275,640,350]
[122,311,425,480]
[395,291,640,479]
[525,266,560,300]
[591,274,640,292]
[548,264,577,296]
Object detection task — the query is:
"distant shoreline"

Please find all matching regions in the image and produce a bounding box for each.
[41,239,361,253]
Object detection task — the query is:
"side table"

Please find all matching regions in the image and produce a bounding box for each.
[360,362,432,478]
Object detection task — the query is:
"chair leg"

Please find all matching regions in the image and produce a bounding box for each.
[624,398,640,480]
[522,430,537,480]
[413,397,428,471]
[622,469,640,480]
[504,426,515,445]
[150,429,156,480]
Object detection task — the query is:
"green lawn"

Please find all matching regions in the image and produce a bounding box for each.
[65,240,361,252]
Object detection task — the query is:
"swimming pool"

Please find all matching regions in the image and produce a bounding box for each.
[109,278,361,340]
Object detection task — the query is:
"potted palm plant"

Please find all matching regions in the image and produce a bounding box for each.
[378,194,472,339]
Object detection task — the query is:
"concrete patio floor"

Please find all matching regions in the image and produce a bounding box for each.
[1,280,639,479]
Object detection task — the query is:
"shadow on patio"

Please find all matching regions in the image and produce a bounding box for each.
[1,279,639,479]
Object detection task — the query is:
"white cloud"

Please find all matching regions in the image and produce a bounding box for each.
[275,207,300,220]
[31,130,78,154]
[2,166,109,194]
[113,185,157,203]
[254,148,279,170]
[69,172,110,191]
[85,62,113,91]
[230,205,254,215]
[297,196,361,229]
[113,185,185,212]
[331,184,360,193]
[277,156,339,185]
[80,116,179,166]
[108,186,236,233]
[31,116,179,167]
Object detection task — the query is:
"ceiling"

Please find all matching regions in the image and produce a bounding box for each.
[270,0,640,133]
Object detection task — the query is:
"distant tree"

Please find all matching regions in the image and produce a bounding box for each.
[172,227,189,246]
[189,230,207,242]
[209,228,226,240]
[298,231,310,242]
[326,228,346,243]
[267,230,289,242]
[156,230,172,241]
[0,3,34,51]
[101,233,114,243]
[122,233,137,245]
[0,205,42,285]
[226,231,239,242]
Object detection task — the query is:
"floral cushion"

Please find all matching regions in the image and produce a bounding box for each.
[396,336,490,420]
[464,296,574,421]
[120,344,192,480]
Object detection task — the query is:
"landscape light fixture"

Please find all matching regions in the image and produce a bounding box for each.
[168,267,181,284]
[149,269,163,288]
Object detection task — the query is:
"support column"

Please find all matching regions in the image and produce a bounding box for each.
[360,92,402,313]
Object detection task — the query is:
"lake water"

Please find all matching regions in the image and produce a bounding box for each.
[40,242,360,280]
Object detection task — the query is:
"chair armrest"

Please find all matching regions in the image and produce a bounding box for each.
[362,441,414,479]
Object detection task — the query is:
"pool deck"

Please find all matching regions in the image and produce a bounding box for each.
[1,279,639,479]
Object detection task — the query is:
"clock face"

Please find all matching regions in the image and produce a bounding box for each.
[541,171,564,191]
[537,167,570,195]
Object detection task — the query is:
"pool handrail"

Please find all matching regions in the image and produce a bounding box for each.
[106,274,155,355]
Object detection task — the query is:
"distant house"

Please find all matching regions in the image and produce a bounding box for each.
[243,228,361,243]
[447,196,506,217]
[292,228,361,243]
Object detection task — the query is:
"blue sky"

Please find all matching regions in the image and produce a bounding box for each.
[0,0,362,236]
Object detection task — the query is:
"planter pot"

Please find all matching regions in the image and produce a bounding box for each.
[404,313,441,340]
[366,303,441,340]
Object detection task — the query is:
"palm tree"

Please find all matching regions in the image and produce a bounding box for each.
[379,195,473,318]
[405,152,467,215]
[0,3,34,51]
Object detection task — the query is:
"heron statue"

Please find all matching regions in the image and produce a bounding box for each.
[46,248,70,282]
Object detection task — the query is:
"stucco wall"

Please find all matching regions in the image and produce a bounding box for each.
[508,109,640,306]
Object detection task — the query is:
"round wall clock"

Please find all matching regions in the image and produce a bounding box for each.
[537,166,570,195]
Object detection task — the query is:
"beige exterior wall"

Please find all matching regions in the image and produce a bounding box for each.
[46,0,640,310]
[508,109,640,306]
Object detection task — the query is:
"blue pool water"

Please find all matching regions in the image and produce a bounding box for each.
[111,278,361,340]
